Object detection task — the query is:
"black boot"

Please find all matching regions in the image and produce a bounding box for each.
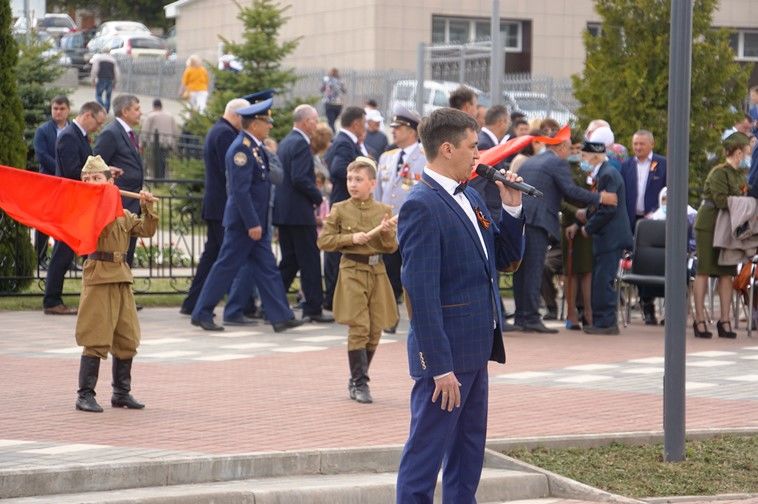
[111,358,145,409]
[76,355,103,412]
[348,349,372,404]
[642,301,658,325]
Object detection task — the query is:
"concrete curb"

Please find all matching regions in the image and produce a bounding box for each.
[643,494,758,504]
[486,428,758,452]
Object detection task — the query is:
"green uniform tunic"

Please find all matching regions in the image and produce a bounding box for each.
[694,162,745,277]
[317,197,398,350]
[75,201,158,359]
[561,164,594,275]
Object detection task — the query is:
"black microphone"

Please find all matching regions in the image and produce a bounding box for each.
[475,164,543,198]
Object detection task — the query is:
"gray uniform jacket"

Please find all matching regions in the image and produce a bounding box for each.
[374,143,426,215]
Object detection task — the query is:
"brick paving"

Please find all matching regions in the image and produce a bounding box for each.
[0,305,756,467]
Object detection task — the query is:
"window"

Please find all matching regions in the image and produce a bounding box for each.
[731,30,758,61]
[432,15,522,51]
[587,22,602,37]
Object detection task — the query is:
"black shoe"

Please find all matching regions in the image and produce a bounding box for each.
[307,313,335,323]
[223,316,258,326]
[76,355,103,413]
[136,304,144,311]
[383,321,399,334]
[323,303,333,312]
[693,320,712,338]
[583,325,620,335]
[501,322,520,332]
[272,318,306,333]
[716,320,737,339]
[191,319,225,331]
[354,383,373,404]
[542,311,558,321]
[521,321,559,334]
[244,307,265,319]
[179,306,192,316]
[111,358,145,409]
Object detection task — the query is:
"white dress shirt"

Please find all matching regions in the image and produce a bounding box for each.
[480,127,499,147]
[635,152,653,215]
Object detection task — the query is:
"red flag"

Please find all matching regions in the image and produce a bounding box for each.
[0,165,124,256]
[471,125,572,179]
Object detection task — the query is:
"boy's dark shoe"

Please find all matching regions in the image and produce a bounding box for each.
[111,358,145,409]
[272,318,306,333]
[76,355,103,413]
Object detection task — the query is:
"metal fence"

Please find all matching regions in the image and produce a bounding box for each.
[115,57,187,100]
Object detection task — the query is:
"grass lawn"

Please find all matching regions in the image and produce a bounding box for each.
[505,435,758,498]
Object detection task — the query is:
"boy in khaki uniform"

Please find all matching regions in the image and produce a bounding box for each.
[317,157,398,404]
[75,155,158,412]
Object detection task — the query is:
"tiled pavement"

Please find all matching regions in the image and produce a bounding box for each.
[0,305,756,471]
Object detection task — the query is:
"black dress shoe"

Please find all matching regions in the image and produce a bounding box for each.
[191,319,225,331]
[501,322,520,333]
[583,325,620,335]
[136,304,144,311]
[542,311,558,321]
[307,313,335,323]
[179,307,192,316]
[273,318,306,333]
[520,322,559,334]
[223,316,257,326]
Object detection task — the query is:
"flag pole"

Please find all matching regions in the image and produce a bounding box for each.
[119,190,159,201]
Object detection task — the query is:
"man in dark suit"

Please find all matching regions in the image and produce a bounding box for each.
[273,104,333,323]
[191,97,305,333]
[33,95,70,267]
[180,97,251,315]
[514,130,618,333]
[323,106,366,310]
[568,141,633,334]
[396,108,525,502]
[94,94,144,266]
[43,101,106,315]
[469,104,510,220]
[620,130,667,324]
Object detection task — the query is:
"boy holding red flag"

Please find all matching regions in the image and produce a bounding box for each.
[74,155,158,413]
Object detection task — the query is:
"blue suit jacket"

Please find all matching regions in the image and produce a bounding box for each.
[519,150,600,242]
[398,173,525,379]
[272,129,323,226]
[202,118,238,221]
[55,122,92,181]
[34,119,67,175]
[620,153,667,229]
[94,119,144,212]
[325,131,362,204]
[585,162,633,254]
[222,131,271,232]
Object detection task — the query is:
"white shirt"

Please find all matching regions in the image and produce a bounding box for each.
[116,117,134,136]
[293,127,310,144]
[480,127,499,147]
[635,152,653,215]
[340,128,367,156]
[72,119,87,138]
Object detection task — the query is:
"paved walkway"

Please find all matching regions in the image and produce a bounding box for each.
[0,304,756,475]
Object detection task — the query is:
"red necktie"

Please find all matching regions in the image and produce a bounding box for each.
[128,130,139,150]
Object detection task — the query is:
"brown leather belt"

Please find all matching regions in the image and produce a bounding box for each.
[343,253,382,265]
[88,251,127,263]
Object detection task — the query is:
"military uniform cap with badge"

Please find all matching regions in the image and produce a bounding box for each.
[390,104,421,131]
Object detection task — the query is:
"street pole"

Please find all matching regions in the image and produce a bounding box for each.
[489,0,503,105]
[415,42,426,116]
[663,0,693,463]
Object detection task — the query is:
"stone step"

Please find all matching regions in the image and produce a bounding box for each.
[2,468,549,503]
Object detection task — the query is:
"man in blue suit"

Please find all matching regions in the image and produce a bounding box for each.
[514,130,618,333]
[180,97,251,315]
[323,106,366,310]
[273,104,334,323]
[620,130,667,324]
[191,96,305,333]
[94,94,145,267]
[43,101,107,315]
[33,95,70,267]
[568,141,633,335]
[396,108,525,503]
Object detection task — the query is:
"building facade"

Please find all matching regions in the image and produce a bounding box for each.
[166,0,758,85]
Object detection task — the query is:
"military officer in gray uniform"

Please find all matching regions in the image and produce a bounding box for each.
[374,105,425,332]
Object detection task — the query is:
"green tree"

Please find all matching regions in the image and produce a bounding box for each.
[183,0,301,143]
[572,0,750,199]
[16,35,69,170]
[0,1,34,292]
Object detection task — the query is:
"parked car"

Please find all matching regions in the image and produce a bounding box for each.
[388,80,483,118]
[94,21,150,39]
[60,28,96,77]
[37,13,77,37]
[108,33,169,61]
[501,91,576,126]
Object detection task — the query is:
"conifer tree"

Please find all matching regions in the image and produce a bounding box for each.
[0,0,34,292]
[572,0,750,195]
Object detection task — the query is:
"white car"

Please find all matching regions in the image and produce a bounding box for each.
[13,13,76,38]
[388,80,483,118]
[501,91,576,126]
[94,21,150,39]
[108,33,169,62]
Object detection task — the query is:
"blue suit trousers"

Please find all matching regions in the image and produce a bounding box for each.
[192,228,293,325]
[396,366,488,504]
[513,225,550,326]
[591,248,622,328]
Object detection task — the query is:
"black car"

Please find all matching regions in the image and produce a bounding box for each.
[60,29,96,77]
